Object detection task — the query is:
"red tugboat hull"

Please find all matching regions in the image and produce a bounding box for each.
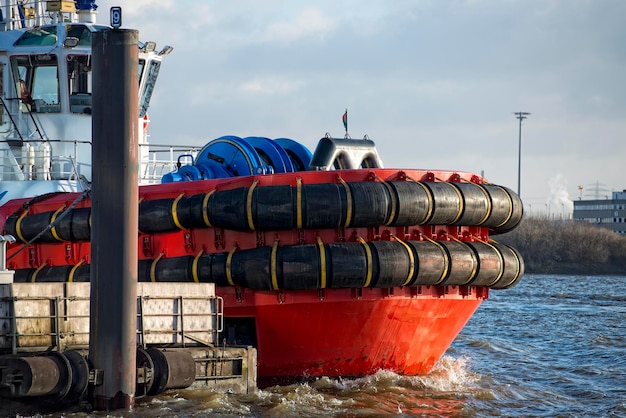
[220,285,485,384]
[0,167,522,384]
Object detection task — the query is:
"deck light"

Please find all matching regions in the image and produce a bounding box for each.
[63,36,79,48]
[144,41,156,52]
[158,45,174,56]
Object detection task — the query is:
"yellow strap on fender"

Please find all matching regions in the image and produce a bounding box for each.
[171,194,186,230]
[201,190,216,227]
[494,185,514,228]
[150,253,164,282]
[480,239,505,286]
[338,177,352,227]
[391,234,415,286]
[50,206,64,242]
[226,246,238,286]
[414,181,434,225]
[446,234,477,285]
[271,239,280,290]
[31,262,47,283]
[246,180,259,231]
[296,177,303,229]
[449,183,465,224]
[375,175,397,226]
[192,250,203,283]
[68,259,85,283]
[15,210,28,243]
[485,237,521,287]
[472,236,507,285]
[475,183,493,226]
[316,237,327,289]
[508,245,522,284]
[356,236,373,288]
[420,233,449,285]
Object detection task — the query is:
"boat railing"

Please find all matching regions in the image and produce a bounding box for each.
[0,284,223,354]
[0,97,46,142]
[136,294,224,349]
[139,143,200,183]
[0,138,91,182]
[0,144,25,181]
[1,134,200,184]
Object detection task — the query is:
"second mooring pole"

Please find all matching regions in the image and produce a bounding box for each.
[90,28,139,410]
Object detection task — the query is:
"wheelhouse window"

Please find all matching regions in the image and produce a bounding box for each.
[9,50,160,116]
[66,24,93,46]
[14,26,58,46]
[11,54,60,113]
[139,59,161,118]
[67,54,92,114]
[138,59,146,85]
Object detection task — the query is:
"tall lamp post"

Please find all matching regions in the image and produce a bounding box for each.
[514,112,530,197]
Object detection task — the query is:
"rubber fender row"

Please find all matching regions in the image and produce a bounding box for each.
[13,239,524,290]
[4,180,522,244]
[0,349,195,400]
[136,348,196,397]
[4,206,91,243]
[0,351,88,400]
[140,180,522,233]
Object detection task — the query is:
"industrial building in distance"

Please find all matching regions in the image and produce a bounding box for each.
[573,190,626,236]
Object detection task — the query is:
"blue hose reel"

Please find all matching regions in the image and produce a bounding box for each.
[161,136,313,183]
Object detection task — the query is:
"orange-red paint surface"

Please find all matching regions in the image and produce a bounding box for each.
[220,285,486,381]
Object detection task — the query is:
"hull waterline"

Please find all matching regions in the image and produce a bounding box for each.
[220,285,485,384]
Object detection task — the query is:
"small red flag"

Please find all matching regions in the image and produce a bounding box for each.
[342,109,348,132]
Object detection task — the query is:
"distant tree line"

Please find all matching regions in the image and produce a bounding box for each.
[494,217,626,275]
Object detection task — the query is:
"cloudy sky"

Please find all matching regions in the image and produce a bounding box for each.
[98,0,625,216]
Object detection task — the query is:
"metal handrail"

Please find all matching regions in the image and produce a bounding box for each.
[0,292,223,354]
[0,138,92,182]
[136,294,221,348]
[139,144,201,182]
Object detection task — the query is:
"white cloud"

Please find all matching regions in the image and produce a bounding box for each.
[260,8,334,43]
[95,0,626,203]
[239,78,304,95]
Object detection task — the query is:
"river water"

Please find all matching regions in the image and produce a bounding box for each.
[6,274,626,417]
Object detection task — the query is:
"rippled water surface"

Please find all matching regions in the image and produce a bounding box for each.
[6,274,626,417]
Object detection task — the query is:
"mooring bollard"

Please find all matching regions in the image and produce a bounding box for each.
[89,24,139,410]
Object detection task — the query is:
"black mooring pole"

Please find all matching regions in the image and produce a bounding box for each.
[90,29,139,410]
